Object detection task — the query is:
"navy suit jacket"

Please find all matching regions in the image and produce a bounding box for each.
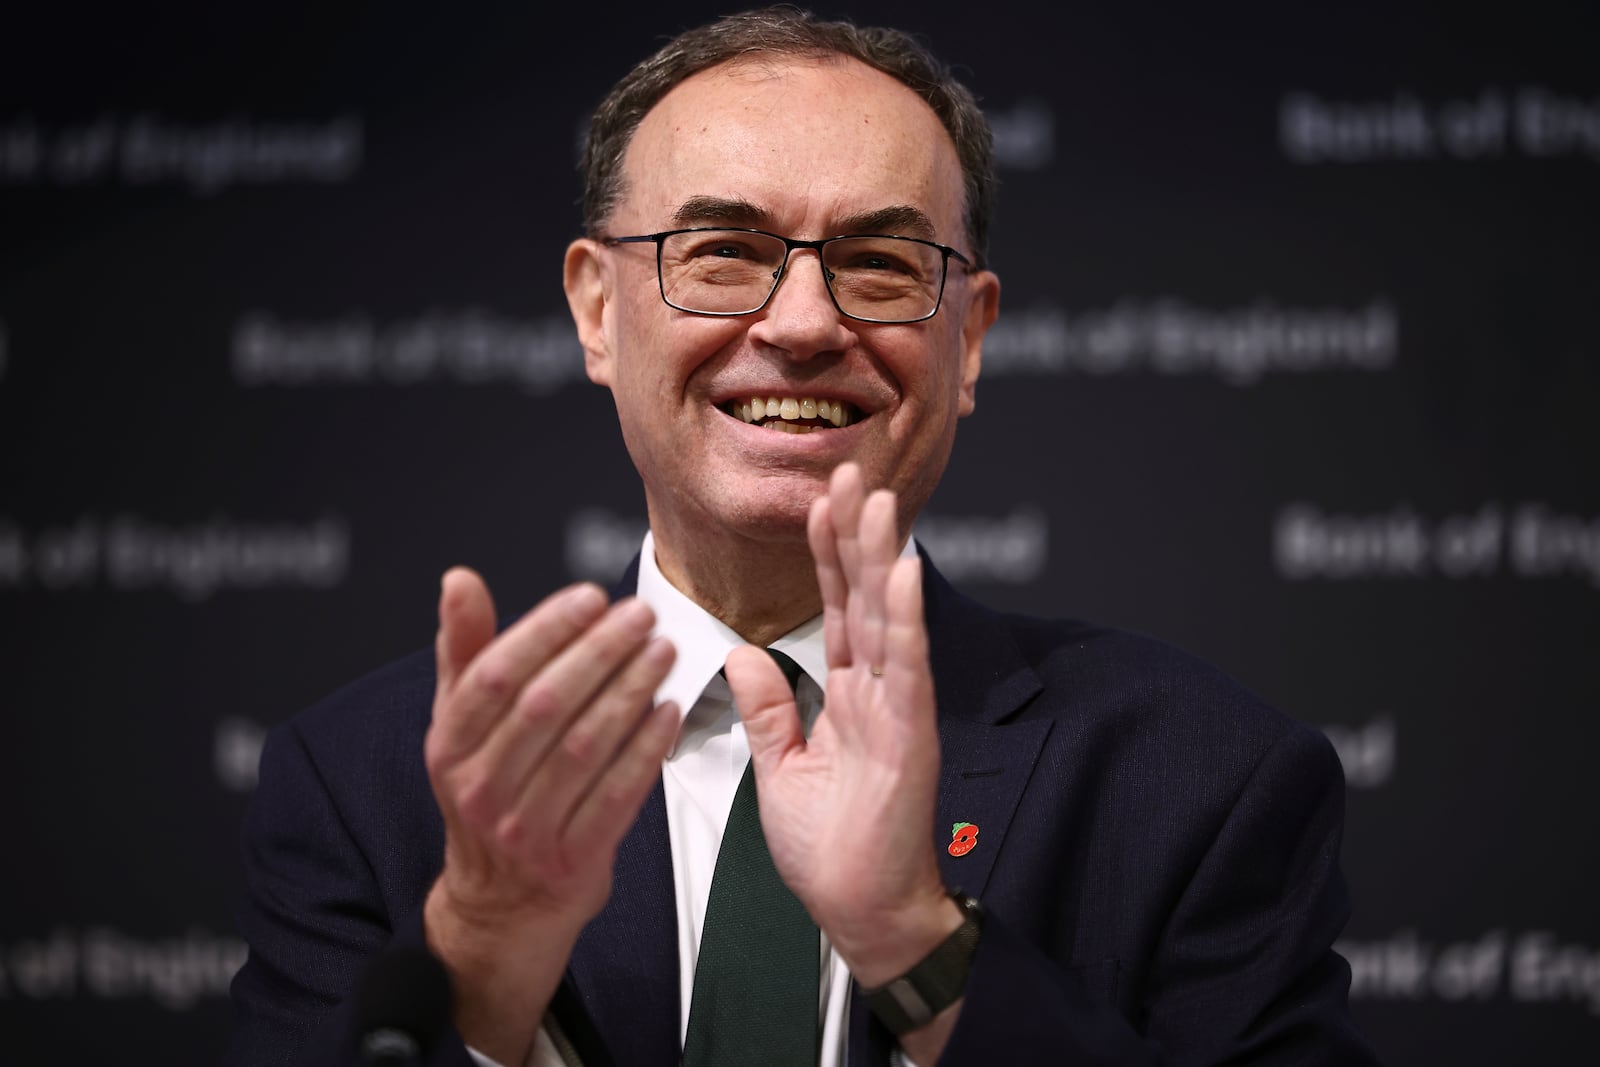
[227,556,1377,1065]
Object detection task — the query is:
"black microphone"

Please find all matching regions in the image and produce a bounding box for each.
[353,945,453,1065]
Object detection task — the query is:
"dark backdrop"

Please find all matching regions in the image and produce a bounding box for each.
[3,3,1597,1062]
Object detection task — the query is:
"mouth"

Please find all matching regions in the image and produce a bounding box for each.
[722,395,861,434]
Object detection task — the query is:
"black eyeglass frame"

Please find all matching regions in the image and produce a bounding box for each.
[603,226,973,325]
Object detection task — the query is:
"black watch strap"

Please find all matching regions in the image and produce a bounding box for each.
[862,889,984,1036]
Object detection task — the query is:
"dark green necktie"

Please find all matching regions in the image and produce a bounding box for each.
[682,649,819,1066]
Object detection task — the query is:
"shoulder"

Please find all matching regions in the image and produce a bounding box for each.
[269,644,438,779]
[249,644,443,891]
[926,567,1336,794]
[1009,608,1283,728]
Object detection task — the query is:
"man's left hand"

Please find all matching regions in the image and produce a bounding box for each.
[724,462,965,997]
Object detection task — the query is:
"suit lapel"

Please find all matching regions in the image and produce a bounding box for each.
[556,556,681,1066]
[932,714,1053,898]
[847,557,1053,1065]
[921,554,1051,899]
[563,777,681,1067]
[561,777,680,1067]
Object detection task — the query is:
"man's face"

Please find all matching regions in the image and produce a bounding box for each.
[567,56,999,551]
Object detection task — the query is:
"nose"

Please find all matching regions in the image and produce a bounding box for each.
[745,248,858,360]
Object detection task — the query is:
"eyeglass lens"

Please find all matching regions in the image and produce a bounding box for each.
[657,231,946,321]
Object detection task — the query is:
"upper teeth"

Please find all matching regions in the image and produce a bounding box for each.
[732,396,853,427]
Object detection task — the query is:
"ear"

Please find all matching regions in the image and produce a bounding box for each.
[564,238,613,386]
[956,269,1000,416]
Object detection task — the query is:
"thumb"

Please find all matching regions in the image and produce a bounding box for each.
[725,644,805,777]
[435,566,497,694]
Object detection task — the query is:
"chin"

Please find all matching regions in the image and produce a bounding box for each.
[696,477,820,543]
[716,498,816,543]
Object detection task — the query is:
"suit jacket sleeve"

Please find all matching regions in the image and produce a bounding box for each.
[225,710,476,1067]
[937,723,1376,1066]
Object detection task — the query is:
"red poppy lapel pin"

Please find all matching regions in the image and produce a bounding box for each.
[947,821,979,857]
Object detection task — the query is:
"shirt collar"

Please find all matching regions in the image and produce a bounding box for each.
[635,530,829,717]
[633,529,915,725]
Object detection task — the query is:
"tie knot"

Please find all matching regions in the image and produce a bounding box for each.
[765,647,804,694]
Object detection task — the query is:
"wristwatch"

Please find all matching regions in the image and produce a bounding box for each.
[862,888,984,1035]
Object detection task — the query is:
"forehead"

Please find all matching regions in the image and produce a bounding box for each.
[617,55,966,241]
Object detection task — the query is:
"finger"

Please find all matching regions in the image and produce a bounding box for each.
[563,697,681,862]
[883,555,934,719]
[808,494,853,669]
[828,462,867,590]
[725,644,806,783]
[432,582,609,767]
[504,634,676,842]
[853,489,900,672]
[436,567,497,696]
[461,598,658,824]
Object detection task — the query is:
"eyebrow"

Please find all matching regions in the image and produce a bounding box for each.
[668,197,939,242]
[832,205,937,241]
[671,196,775,229]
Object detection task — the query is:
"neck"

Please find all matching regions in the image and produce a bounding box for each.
[648,519,823,648]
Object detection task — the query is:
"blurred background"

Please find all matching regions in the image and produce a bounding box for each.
[2,2,1596,1062]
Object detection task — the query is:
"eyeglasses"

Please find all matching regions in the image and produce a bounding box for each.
[603,227,972,324]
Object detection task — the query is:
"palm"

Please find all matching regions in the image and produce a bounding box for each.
[726,463,945,941]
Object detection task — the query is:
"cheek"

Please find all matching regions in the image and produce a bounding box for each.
[916,315,970,388]
[913,334,972,413]
[627,315,744,387]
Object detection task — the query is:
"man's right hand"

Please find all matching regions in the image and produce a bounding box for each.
[422,567,679,1064]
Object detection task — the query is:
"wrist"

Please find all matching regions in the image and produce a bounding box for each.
[423,880,583,1064]
[862,888,983,1039]
[828,884,966,988]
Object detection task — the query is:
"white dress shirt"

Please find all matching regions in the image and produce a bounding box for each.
[474,532,916,1067]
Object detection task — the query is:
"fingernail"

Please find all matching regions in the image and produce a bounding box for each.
[615,597,655,628]
[566,583,607,615]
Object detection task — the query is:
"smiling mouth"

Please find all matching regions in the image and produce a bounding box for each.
[723,395,860,434]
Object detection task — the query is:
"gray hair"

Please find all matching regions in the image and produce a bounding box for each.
[580,5,995,268]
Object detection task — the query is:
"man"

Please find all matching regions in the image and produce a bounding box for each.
[229,8,1377,1066]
